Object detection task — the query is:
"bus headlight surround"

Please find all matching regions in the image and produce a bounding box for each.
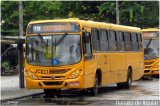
[154,64,159,68]
[25,70,38,80]
[68,69,82,79]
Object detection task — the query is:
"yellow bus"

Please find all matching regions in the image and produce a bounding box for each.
[25,18,144,96]
[142,28,159,77]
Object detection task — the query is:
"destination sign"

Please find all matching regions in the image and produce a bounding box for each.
[143,32,159,38]
[27,23,80,34]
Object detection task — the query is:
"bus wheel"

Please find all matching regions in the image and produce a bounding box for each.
[117,83,124,89]
[117,68,132,89]
[90,74,99,96]
[124,68,132,89]
[44,89,61,97]
[152,75,159,79]
[44,89,52,97]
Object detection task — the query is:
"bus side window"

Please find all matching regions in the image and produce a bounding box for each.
[83,32,92,60]
[91,28,100,51]
[99,29,109,51]
[117,31,125,51]
[108,30,118,51]
[131,33,139,51]
[137,33,143,51]
[124,32,132,51]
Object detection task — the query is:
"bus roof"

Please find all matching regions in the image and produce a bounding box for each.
[28,18,141,33]
[80,20,141,32]
[142,28,160,32]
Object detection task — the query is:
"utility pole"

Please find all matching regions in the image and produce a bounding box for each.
[116,0,120,24]
[18,1,24,88]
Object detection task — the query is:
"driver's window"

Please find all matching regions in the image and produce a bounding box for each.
[83,32,92,60]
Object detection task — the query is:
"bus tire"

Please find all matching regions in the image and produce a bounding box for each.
[44,89,52,97]
[117,83,124,89]
[124,68,132,89]
[152,75,159,79]
[90,73,99,96]
[117,68,132,89]
[44,89,61,97]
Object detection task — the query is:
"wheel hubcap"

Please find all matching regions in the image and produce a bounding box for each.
[94,76,98,94]
[128,75,132,85]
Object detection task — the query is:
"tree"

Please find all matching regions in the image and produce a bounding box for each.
[1,1,159,34]
[1,1,19,32]
[98,1,159,27]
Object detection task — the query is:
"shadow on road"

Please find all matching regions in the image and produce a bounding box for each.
[40,85,138,105]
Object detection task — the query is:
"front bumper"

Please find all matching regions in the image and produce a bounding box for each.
[26,75,84,89]
[144,68,159,75]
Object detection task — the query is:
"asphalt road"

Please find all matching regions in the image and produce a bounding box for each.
[1,78,159,106]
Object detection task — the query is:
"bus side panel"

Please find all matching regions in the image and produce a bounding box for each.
[86,53,111,87]
[139,52,144,78]
[84,57,95,88]
[117,53,127,83]
[96,53,111,85]
[109,53,119,84]
[109,52,127,84]
[126,52,140,81]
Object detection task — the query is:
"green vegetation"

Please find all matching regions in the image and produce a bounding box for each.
[1,1,159,34]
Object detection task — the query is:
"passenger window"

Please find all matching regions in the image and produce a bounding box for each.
[99,29,109,51]
[137,33,143,51]
[131,33,139,51]
[91,28,100,51]
[108,30,118,51]
[124,32,132,51]
[117,31,125,51]
[83,32,92,60]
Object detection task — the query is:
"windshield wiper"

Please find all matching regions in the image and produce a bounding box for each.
[38,34,47,47]
[146,38,152,49]
[38,33,68,46]
[52,33,68,46]
[51,33,68,65]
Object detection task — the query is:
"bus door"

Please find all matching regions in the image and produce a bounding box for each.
[82,31,95,88]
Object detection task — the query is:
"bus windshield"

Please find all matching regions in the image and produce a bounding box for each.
[26,34,81,66]
[144,39,159,60]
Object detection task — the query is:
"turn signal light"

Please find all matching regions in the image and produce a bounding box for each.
[25,70,38,80]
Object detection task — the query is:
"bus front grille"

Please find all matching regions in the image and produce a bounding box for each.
[43,81,63,86]
[144,70,151,73]
[49,69,70,74]
[40,76,65,80]
[145,66,152,68]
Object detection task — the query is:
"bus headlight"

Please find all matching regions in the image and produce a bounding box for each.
[154,64,159,68]
[68,69,82,79]
[25,70,38,80]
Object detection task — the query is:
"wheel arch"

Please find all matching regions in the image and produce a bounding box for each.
[127,65,133,79]
[96,68,102,85]
[128,66,132,73]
